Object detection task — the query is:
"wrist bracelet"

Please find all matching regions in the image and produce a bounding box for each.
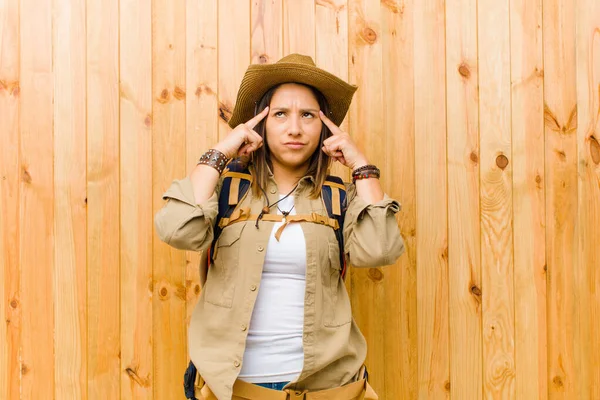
[352,164,378,175]
[352,170,380,184]
[197,149,230,175]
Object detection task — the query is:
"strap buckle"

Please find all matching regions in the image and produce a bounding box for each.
[285,388,308,400]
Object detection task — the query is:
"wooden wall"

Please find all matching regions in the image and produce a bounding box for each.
[1,0,599,398]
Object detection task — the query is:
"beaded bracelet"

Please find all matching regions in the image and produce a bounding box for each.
[352,166,380,184]
[197,148,230,175]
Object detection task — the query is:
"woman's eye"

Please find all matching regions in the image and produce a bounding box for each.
[303,112,314,118]
[274,111,285,117]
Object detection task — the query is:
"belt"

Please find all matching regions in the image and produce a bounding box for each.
[196,377,378,400]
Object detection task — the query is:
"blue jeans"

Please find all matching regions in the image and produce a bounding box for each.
[254,381,290,390]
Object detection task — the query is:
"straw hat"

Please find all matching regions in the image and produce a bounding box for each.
[227,53,358,128]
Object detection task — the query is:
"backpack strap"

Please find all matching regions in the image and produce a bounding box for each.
[210,160,252,263]
[322,175,348,280]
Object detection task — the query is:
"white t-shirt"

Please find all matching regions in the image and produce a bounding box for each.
[238,195,306,383]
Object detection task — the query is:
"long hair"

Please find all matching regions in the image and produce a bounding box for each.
[249,83,333,199]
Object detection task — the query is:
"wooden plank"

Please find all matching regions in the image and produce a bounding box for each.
[120,0,153,398]
[316,0,349,180]
[445,0,482,397]
[0,1,21,398]
[348,0,388,396]
[575,0,600,396]
[478,0,515,397]
[19,0,55,397]
[543,0,579,397]
[412,0,450,396]
[510,0,547,398]
[218,0,250,138]
[283,0,315,57]
[185,0,218,347]
[380,1,417,398]
[251,0,282,64]
[87,0,121,396]
[53,0,87,397]
[152,0,187,397]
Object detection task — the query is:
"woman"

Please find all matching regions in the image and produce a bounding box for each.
[155,54,405,400]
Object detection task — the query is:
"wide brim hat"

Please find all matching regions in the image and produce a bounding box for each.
[228,53,358,128]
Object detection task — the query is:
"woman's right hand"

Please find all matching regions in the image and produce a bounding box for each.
[213,106,269,158]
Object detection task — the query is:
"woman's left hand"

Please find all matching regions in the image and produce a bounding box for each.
[319,111,369,170]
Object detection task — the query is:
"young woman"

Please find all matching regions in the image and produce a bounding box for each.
[155,54,405,400]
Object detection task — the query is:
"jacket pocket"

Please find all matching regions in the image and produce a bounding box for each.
[204,223,245,308]
[323,241,352,327]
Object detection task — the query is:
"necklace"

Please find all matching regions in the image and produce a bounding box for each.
[277,204,295,223]
[255,183,298,229]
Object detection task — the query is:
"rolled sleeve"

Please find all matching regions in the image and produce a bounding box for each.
[343,183,406,268]
[154,176,220,252]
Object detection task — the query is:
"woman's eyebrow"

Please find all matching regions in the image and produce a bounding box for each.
[270,107,319,113]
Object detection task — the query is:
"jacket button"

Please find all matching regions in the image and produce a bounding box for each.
[270,187,277,194]
[241,324,247,331]
[250,284,257,291]
[257,245,264,252]
[234,360,240,367]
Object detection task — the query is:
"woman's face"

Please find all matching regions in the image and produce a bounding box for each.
[265,83,323,174]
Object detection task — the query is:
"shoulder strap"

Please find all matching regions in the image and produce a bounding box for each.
[322,175,348,280]
[210,160,252,263]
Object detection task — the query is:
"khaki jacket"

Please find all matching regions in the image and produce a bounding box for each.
[154,171,405,400]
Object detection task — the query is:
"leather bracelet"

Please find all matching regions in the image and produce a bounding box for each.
[197,148,230,175]
[352,164,377,174]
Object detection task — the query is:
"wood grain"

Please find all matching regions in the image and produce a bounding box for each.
[543,0,579,397]
[348,0,387,396]
[0,1,21,398]
[575,0,600,396]
[445,0,483,397]
[20,0,55,396]
[251,0,283,65]
[120,0,153,398]
[510,0,547,398]
[87,0,120,397]
[283,0,315,57]
[152,0,187,397]
[54,0,87,397]
[185,0,218,351]
[478,0,516,397]
[381,1,417,398]
[413,0,450,396]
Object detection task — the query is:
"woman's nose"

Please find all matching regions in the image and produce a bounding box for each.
[287,115,302,135]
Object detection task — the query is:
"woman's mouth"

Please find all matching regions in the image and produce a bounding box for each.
[284,142,306,150]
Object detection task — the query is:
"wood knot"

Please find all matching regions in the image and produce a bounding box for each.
[458,63,471,79]
[173,86,185,100]
[21,364,29,375]
[543,264,547,272]
[552,375,564,388]
[496,155,509,170]
[259,54,269,64]
[22,168,32,184]
[360,27,378,44]
[444,381,451,391]
[158,89,170,103]
[367,268,383,282]
[470,284,482,298]
[158,286,168,299]
[125,367,150,387]
[590,135,600,164]
[144,114,152,127]
[470,151,479,163]
[219,102,232,122]
[11,84,20,96]
[9,299,18,309]
[194,285,201,295]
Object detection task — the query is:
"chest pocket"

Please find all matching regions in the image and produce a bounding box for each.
[204,222,245,308]
[323,241,352,327]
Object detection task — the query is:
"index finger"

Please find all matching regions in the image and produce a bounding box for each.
[318,111,343,135]
[245,106,269,129]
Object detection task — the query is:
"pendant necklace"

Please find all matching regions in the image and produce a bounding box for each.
[256,183,299,229]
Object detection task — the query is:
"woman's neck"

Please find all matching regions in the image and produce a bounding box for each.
[271,162,308,194]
